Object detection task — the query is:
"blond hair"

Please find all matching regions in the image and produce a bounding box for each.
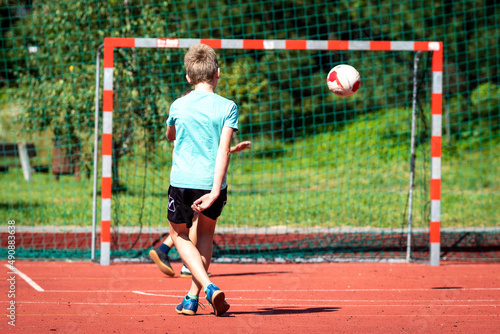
[184,44,219,85]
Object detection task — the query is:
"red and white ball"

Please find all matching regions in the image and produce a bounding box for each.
[327,64,361,97]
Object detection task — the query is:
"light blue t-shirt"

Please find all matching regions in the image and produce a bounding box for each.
[166,90,239,190]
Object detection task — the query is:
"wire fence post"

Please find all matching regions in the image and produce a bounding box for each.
[406,51,422,262]
[91,44,104,261]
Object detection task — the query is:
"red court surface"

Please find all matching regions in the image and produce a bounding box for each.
[1,261,499,333]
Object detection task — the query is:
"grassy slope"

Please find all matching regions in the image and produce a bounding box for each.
[1,108,498,230]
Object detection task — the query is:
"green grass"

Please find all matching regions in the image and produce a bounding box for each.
[1,108,498,231]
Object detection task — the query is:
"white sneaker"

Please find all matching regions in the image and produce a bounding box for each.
[180,264,192,277]
[180,264,212,278]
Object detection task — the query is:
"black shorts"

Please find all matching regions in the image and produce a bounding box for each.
[167,186,227,228]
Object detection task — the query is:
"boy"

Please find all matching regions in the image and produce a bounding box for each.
[150,89,251,278]
[150,140,250,278]
[165,44,236,316]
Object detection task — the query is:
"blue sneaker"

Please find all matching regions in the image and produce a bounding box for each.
[175,295,199,315]
[204,284,230,316]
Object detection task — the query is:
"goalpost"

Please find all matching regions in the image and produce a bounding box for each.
[92,37,443,266]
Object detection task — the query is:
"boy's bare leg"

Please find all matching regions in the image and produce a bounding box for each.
[187,213,229,316]
[188,217,198,247]
[169,220,211,289]
[164,235,174,247]
[187,213,216,296]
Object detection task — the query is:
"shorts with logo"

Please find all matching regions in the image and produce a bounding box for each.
[167,186,228,228]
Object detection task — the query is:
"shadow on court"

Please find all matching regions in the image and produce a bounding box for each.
[210,271,290,278]
[228,306,341,316]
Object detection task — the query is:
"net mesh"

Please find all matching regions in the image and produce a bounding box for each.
[1,0,498,262]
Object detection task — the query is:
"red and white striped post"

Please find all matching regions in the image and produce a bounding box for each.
[99,38,443,265]
[430,43,443,266]
[101,38,136,265]
[100,40,113,265]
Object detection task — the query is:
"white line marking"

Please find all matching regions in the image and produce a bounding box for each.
[132,291,499,303]
[2,301,499,308]
[44,288,500,293]
[132,291,182,298]
[226,288,500,292]
[4,264,44,292]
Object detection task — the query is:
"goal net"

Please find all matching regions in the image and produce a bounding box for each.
[94,38,445,265]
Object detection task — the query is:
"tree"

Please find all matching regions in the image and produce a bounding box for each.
[5,0,499,179]
[0,0,32,84]
[11,0,184,189]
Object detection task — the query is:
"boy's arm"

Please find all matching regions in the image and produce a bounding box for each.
[191,126,234,212]
[166,125,176,141]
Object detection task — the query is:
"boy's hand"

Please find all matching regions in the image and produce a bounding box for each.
[191,192,219,213]
[231,141,251,153]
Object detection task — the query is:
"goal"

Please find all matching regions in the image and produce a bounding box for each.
[92,38,443,266]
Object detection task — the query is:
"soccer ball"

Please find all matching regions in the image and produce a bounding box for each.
[327,64,361,97]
